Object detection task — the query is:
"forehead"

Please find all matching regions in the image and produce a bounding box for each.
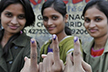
[3,3,24,13]
[84,7,106,18]
[43,7,62,16]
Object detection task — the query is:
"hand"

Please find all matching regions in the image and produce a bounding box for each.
[64,37,92,72]
[20,39,39,72]
[39,34,64,72]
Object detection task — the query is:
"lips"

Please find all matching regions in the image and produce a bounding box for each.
[89,29,97,33]
[47,27,55,31]
[9,25,19,30]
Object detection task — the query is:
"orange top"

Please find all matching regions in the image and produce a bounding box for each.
[91,47,104,57]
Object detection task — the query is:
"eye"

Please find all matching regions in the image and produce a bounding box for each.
[18,14,25,19]
[95,18,102,22]
[84,18,90,23]
[5,12,12,17]
[52,16,58,20]
[43,16,48,21]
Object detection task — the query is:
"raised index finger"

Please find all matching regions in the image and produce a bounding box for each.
[52,34,61,65]
[73,37,82,68]
[30,39,37,68]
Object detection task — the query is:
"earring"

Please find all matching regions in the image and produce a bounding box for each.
[20,31,23,34]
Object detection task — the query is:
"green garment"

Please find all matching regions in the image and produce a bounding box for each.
[83,39,108,72]
[0,32,40,72]
[40,36,80,63]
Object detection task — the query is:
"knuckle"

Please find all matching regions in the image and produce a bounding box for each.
[74,51,80,56]
[54,66,62,72]
[53,48,59,52]
[31,53,37,59]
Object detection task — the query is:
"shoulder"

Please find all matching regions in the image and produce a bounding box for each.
[12,33,31,47]
[40,39,51,50]
[42,39,52,46]
[83,40,93,49]
[83,39,94,54]
[59,36,74,52]
[60,36,74,45]
[20,33,31,40]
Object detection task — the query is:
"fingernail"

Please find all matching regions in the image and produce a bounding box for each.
[53,34,56,40]
[31,39,35,44]
[74,36,78,43]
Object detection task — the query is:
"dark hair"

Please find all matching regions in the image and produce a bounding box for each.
[41,0,72,35]
[82,0,108,19]
[41,0,67,17]
[0,0,35,28]
[65,25,72,35]
[0,0,35,58]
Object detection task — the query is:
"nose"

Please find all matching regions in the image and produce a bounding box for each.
[11,17,18,24]
[47,19,53,25]
[89,20,96,28]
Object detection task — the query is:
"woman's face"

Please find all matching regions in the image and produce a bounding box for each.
[84,7,108,38]
[42,7,67,35]
[1,3,26,34]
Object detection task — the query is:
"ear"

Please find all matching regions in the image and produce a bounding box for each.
[65,14,68,23]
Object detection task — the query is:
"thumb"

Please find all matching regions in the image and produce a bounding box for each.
[82,60,92,72]
[24,56,29,61]
[41,54,47,59]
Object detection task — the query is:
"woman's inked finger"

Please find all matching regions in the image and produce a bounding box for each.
[73,37,82,68]
[30,39,37,68]
[52,34,63,71]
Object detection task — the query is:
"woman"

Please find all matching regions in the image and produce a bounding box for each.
[82,0,108,72]
[0,0,40,72]
[40,0,82,63]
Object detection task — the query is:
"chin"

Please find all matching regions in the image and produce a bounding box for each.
[48,31,56,34]
[49,33,55,35]
[90,34,99,38]
[9,30,19,34]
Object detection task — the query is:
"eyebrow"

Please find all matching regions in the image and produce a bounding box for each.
[4,10,25,15]
[85,15,102,18]
[4,11,11,13]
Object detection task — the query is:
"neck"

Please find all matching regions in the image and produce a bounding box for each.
[56,31,67,42]
[94,34,108,50]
